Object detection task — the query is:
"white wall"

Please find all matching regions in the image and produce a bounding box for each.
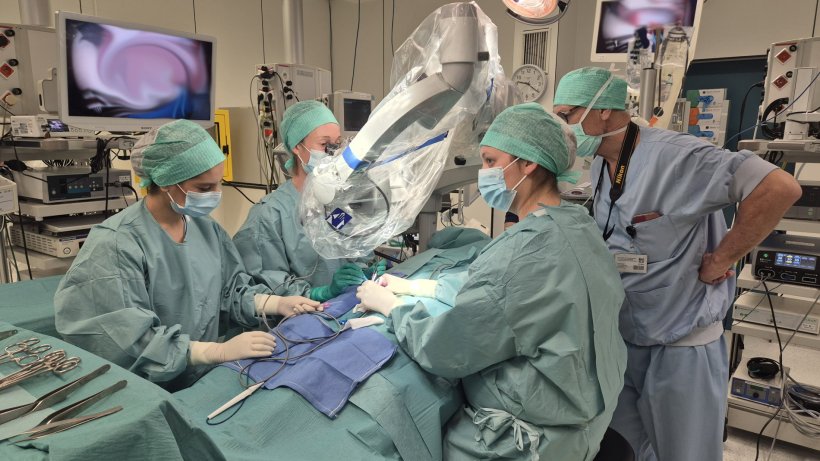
[5,1,820,235]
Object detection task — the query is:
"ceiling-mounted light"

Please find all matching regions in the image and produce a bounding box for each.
[503,0,572,26]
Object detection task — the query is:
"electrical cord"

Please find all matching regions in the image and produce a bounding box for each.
[328,0,334,76]
[390,0,396,56]
[2,216,21,282]
[351,0,361,90]
[209,310,346,424]
[753,280,785,461]
[736,81,765,147]
[724,70,820,149]
[15,207,33,281]
[222,181,257,205]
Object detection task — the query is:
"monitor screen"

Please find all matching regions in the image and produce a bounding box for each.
[591,0,701,62]
[775,252,817,271]
[58,12,215,131]
[343,98,372,132]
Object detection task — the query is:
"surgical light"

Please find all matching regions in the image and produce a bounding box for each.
[502,0,571,25]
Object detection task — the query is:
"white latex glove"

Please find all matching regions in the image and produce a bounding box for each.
[355,280,400,316]
[254,294,322,317]
[189,331,276,365]
[379,274,438,298]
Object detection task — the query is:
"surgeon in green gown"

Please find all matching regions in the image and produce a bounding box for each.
[234,100,381,302]
[356,103,627,460]
[54,120,319,390]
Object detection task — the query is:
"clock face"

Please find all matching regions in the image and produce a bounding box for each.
[512,65,547,102]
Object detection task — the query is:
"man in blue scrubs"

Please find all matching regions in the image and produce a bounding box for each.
[553,67,802,461]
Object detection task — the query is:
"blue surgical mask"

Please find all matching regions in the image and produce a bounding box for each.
[300,148,327,174]
[570,75,628,158]
[478,158,527,213]
[168,185,221,218]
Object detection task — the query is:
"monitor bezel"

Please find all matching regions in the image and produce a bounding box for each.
[56,11,217,133]
[590,0,704,63]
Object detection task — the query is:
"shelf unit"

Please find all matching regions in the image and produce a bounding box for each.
[729,140,820,452]
[0,138,98,162]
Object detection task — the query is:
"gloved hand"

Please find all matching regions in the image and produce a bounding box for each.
[363,259,388,279]
[355,281,400,316]
[189,331,276,365]
[379,274,438,298]
[254,294,322,317]
[310,264,366,302]
[331,263,367,295]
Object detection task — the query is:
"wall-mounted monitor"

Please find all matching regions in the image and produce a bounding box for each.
[57,11,216,132]
[590,0,703,63]
[327,90,374,139]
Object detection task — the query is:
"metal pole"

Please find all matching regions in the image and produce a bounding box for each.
[639,66,657,122]
[282,0,305,64]
[18,0,53,28]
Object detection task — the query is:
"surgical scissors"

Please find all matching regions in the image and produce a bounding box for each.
[0,350,81,391]
[0,339,52,367]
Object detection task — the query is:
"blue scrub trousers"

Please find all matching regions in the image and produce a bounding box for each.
[609,337,728,461]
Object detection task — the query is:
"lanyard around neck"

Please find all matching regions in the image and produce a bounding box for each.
[593,122,640,241]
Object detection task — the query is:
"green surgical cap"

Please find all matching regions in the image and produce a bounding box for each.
[480,102,578,183]
[280,100,338,152]
[131,119,225,188]
[553,67,628,110]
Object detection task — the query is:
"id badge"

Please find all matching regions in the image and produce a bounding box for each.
[615,253,648,274]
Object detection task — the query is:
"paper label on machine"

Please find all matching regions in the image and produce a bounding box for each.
[615,253,648,274]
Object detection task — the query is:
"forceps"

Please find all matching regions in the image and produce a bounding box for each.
[2,380,126,443]
[0,339,52,367]
[0,350,81,391]
[0,364,110,425]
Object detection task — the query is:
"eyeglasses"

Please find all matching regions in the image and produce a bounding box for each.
[556,106,582,123]
[325,143,341,156]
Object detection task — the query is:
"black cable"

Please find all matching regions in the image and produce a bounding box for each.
[15,207,33,280]
[328,0,334,77]
[754,281,786,461]
[212,310,344,423]
[736,82,764,148]
[351,0,361,91]
[104,161,111,218]
[4,216,21,282]
[18,172,47,183]
[390,0,395,56]
[224,182,256,205]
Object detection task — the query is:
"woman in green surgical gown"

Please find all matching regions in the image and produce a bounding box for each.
[233,100,380,302]
[54,120,318,390]
[356,103,627,460]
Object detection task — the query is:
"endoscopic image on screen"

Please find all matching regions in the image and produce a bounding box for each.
[64,19,213,121]
[595,0,697,54]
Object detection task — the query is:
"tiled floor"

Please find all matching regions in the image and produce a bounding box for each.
[724,427,819,461]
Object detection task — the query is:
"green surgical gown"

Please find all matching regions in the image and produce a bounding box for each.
[233,180,368,296]
[54,200,264,388]
[388,201,627,460]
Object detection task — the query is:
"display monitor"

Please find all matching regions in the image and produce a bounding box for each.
[590,0,703,62]
[57,11,216,132]
[329,91,374,139]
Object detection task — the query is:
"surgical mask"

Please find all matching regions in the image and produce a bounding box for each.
[570,75,628,158]
[478,158,527,213]
[168,184,221,218]
[297,144,330,174]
